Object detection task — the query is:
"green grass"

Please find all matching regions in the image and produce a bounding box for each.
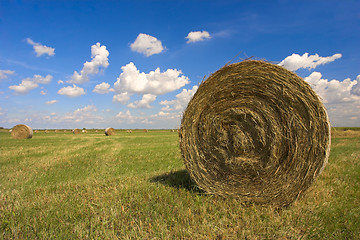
[1,130,359,239]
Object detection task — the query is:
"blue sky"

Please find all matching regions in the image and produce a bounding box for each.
[1,0,359,129]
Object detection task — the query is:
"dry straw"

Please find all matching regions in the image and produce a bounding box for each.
[105,127,116,136]
[72,128,80,134]
[11,124,33,139]
[179,60,331,207]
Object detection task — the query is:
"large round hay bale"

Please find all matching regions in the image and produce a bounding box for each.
[11,124,33,139]
[72,128,80,134]
[105,127,116,136]
[179,60,331,207]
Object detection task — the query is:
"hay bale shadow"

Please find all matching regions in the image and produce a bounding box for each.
[149,170,203,194]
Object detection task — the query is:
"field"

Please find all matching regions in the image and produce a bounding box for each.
[1,128,359,239]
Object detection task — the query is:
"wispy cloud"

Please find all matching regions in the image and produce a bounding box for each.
[26,38,55,57]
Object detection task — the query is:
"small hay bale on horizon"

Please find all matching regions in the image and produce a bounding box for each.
[72,128,80,134]
[179,60,331,207]
[11,124,33,139]
[105,127,116,136]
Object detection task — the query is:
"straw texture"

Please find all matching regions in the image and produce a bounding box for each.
[11,124,33,139]
[179,60,331,207]
[105,127,116,136]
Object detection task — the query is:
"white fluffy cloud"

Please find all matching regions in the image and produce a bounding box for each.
[350,75,360,96]
[159,85,198,111]
[115,110,152,124]
[304,72,360,126]
[185,31,211,43]
[8,74,52,94]
[9,80,38,94]
[26,38,55,57]
[279,53,342,71]
[0,70,15,80]
[93,82,113,94]
[114,62,189,95]
[61,105,103,124]
[58,80,64,84]
[128,94,156,109]
[130,33,165,56]
[57,84,85,97]
[304,72,359,104]
[113,92,131,104]
[33,74,53,84]
[40,90,47,95]
[46,100,58,105]
[68,43,109,84]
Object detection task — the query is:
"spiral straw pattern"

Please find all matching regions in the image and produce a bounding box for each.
[179,60,331,207]
[11,124,33,139]
[105,127,116,136]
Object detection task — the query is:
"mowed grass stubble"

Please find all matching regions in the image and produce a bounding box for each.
[0,129,359,239]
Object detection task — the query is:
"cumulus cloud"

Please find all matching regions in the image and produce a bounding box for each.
[304,72,360,126]
[0,70,15,80]
[60,105,103,124]
[114,62,189,95]
[68,42,109,84]
[115,110,152,124]
[33,74,53,84]
[58,80,64,84]
[40,90,47,95]
[46,100,58,105]
[278,53,342,71]
[26,38,55,57]
[57,84,85,97]
[9,79,38,94]
[128,94,156,109]
[350,75,360,96]
[304,72,359,104]
[130,33,165,56]
[8,74,52,95]
[185,31,211,43]
[113,92,131,104]
[159,85,198,111]
[93,82,113,94]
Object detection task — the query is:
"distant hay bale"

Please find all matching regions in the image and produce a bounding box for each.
[64,130,67,133]
[82,130,87,133]
[11,124,33,139]
[72,128,80,134]
[9,129,12,133]
[44,130,48,134]
[144,129,148,133]
[105,127,116,136]
[179,60,331,207]
[95,130,98,133]
[55,130,58,133]
[126,130,132,133]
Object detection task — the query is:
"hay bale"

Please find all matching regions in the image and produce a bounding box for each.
[72,128,80,134]
[11,124,33,139]
[126,130,132,133]
[179,60,331,207]
[82,130,87,133]
[44,130,48,134]
[144,129,148,133]
[105,127,116,136]
[9,129,12,133]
